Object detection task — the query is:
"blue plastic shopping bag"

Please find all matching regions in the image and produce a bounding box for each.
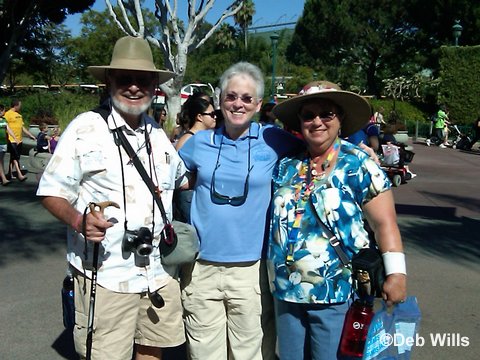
[362,296,421,360]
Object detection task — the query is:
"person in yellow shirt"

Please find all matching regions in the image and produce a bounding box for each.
[0,104,19,185]
[4,99,35,181]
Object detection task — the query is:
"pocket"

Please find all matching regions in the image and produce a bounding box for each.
[73,310,89,356]
[252,284,263,316]
[78,147,106,174]
[180,262,204,312]
[179,262,195,290]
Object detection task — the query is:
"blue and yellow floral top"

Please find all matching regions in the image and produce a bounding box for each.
[267,139,390,304]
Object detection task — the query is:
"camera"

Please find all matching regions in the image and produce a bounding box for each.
[122,227,153,257]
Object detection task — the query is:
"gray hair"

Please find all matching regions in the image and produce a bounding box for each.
[219,62,264,100]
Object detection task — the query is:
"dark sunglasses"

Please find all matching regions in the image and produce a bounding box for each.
[299,111,337,123]
[224,93,256,105]
[201,111,217,118]
[115,74,153,88]
[210,134,252,206]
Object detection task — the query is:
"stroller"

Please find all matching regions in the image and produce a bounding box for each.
[380,143,415,187]
[450,124,472,150]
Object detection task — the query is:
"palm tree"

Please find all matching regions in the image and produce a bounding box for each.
[234,0,255,50]
[215,23,236,49]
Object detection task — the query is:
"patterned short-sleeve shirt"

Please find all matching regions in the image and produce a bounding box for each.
[37,107,186,293]
[267,139,390,304]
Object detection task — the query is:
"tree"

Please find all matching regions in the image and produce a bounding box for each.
[287,0,419,96]
[14,23,73,87]
[287,0,480,97]
[215,23,237,49]
[0,0,95,85]
[104,0,245,123]
[234,0,255,50]
[67,9,127,83]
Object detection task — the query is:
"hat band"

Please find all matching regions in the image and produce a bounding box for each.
[109,58,158,72]
[301,86,340,96]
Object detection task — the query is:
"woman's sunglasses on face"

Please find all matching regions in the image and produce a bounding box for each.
[223,93,256,105]
[298,111,337,123]
[201,111,217,118]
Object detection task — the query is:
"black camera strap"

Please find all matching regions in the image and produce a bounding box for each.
[113,127,170,226]
[308,196,350,266]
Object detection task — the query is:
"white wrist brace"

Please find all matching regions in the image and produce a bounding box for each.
[382,252,407,275]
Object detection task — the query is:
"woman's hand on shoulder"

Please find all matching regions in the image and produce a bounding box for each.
[359,142,380,165]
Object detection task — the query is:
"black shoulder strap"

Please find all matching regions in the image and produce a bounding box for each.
[308,196,350,266]
[91,104,170,226]
[92,100,111,122]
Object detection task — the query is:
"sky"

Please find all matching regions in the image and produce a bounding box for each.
[64,0,306,36]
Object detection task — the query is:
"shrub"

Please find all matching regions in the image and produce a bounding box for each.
[0,90,100,129]
[369,98,429,134]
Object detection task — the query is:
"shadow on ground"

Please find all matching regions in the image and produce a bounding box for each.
[51,330,78,360]
[396,202,480,266]
[0,181,65,267]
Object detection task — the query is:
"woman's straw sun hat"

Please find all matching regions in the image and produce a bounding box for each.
[273,81,371,137]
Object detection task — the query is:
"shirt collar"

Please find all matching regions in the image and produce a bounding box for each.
[106,106,148,134]
[214,121,260,144]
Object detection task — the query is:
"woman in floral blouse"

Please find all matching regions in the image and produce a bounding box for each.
[268,81,407,360]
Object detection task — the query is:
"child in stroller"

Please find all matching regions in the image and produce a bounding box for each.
[380,127,416,186]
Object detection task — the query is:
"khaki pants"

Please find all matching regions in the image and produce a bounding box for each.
[182,260,276,360]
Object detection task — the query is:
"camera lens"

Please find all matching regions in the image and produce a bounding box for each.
[135,227,153,257]
[136,243,153,257]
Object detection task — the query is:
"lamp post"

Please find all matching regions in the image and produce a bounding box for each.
[270,32,280,101]
[452,20,463,46]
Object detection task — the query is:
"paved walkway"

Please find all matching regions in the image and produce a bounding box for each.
[0,141,479,359]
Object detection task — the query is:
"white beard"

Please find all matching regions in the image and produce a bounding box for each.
[111,96,152,116]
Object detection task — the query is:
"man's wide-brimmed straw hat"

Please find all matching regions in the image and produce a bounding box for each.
[88,36,174,84]
[273,81,371,137]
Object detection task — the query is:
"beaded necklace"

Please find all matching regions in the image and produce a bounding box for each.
[294,138,340,202]
[309,138,340,181]
[286,138,341,266]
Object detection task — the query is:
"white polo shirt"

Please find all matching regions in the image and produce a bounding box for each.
[37,107,186,293]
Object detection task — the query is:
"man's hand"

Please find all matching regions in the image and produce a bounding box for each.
[72,201,120,242]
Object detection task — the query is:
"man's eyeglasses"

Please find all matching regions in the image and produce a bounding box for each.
[115,74,153,88]
[201,111,217,118]
[224,93,256,105]
[299,111,337,123]
[210,134,253,206]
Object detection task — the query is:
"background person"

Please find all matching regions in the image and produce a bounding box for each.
[153,107,167,128]
[37,36,186,360]
[4,99,35,181]
[178,62,303,360]
[469,116,480,150]
[0,104,18,185]
[36,122,51,153]
[173,96,217,223]
[373,106,385,130]
[175,95,215,151]
[49,126,61,154]
[269,81,407,360]
[431,105,450,148]
[259,101,277,126]
[170,91,211,145]
[345,122,381,153]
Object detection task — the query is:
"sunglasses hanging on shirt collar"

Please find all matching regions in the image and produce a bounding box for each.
[210,130,253,206]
